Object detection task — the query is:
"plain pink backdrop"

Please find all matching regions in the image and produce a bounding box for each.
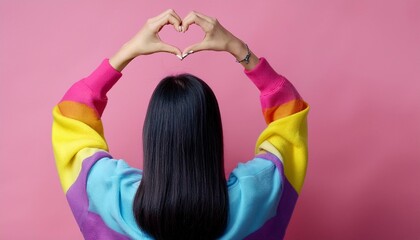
[1,0,419,239]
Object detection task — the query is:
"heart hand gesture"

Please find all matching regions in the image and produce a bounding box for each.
[110,9,254,71]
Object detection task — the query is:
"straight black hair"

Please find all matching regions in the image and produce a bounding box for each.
[133,74,228,240]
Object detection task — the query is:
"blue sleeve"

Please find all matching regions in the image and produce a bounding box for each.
[221,154,284,240]
[85,158,154,239]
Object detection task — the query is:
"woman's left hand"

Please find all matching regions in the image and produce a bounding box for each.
[124,9,183,58]
[110,9,183,71]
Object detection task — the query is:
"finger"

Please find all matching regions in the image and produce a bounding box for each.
[181,12,202,32]
[167,14,183,32]
[190,11,214,22]
[152,9,178,22]
[158,9,183,28]
[169,10,182,24]
[155,13,182,32]
[149,9,182,32]
[181,12,208,33]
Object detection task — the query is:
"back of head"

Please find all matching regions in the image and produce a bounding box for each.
[133,74,228,240]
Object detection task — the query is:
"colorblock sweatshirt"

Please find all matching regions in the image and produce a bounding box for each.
[52,57,309,240]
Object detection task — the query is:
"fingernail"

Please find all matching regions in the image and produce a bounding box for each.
[176,55,183,60]
[178,26,182,32]
[182,51,194,59]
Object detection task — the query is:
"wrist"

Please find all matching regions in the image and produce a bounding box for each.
[109,44,136,72]
[227,38,248,60]
[119,42,139,59]
[226,39,259,70]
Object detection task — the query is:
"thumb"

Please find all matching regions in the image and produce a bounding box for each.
[182,42,207,58]
[159,43,182,58]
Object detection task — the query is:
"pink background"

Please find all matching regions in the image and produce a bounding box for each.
[1,0,419,239]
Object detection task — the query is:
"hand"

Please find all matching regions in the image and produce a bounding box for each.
[110,9,184,71]
[123,9,183,58]
[110,10,259,72]
[180,11,248,60]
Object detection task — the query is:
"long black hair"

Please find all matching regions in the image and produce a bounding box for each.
[133,74,228,240]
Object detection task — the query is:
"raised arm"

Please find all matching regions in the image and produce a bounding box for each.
[180,11,309,194]
[179,12,309,239]
[246,57,309,195]
[52,10,195,239]
[52,9,185,193]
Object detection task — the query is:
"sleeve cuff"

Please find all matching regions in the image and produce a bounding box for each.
[82,58,123,98]
[244,57,285,95]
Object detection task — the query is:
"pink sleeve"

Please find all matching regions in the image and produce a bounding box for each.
[245,57,307,124]
[61,58,122,116]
